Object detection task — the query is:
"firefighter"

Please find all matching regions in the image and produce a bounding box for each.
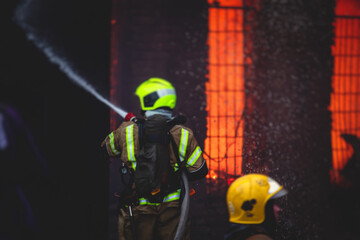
[224,174,287,240]
[101,78,208,240]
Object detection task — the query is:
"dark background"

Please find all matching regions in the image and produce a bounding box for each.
[1,0,111,239]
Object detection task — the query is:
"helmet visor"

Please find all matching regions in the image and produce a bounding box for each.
[143,92,159,108]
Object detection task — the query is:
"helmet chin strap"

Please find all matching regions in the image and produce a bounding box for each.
[144,109,173,119]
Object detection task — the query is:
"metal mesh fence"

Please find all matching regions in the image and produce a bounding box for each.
[205,0,245,189]
[330,16,360,184]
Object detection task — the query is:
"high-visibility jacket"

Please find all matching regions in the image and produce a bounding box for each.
[102,120,206,209]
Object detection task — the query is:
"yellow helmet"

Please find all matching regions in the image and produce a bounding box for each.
[226,174,287,224]
[135,78,177,111]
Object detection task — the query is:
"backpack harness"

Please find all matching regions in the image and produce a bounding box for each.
[116,115,187,207]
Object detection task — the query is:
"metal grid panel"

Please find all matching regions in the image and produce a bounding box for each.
[205,0,245,184]
[330,16,360,183]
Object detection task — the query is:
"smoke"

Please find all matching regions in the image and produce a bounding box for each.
[14,0,127,118]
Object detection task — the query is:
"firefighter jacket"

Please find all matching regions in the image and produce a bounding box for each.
[102,119,206,210]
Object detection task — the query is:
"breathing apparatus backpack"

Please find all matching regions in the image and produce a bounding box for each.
[134,114,185,201]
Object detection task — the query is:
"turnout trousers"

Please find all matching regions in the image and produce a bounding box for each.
[118,201,190,240]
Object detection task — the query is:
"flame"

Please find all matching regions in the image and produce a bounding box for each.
[206,170,219,180]
[330,0,360,183]
[227,177,235,186]
[335,0,360,16]
[205,0,244,181]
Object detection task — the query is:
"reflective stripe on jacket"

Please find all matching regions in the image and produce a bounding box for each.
[102,120,205,205]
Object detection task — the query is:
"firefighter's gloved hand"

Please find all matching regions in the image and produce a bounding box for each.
[125,112,136,122]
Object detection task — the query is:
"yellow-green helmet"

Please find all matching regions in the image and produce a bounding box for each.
[226,174,287,224]
[135,78,177,111]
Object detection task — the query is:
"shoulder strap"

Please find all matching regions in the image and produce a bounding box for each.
[135,118,145,148]
[167,115,187,167]
[169,132,183,167]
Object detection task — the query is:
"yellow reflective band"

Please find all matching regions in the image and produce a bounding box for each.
[179,128,189,162]
[109,132,120,155]
[174,163,179,171]
[138,190,181,205]
[139,198,161,206]
[187,146,202,166]
[126,125,137,170]
[163,189,181,202]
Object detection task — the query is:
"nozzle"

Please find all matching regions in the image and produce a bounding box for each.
[125,112,136,122]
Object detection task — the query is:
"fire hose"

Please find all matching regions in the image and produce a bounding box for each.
[174,170,190,240]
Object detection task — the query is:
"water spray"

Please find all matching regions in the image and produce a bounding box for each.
[14,0,128,119]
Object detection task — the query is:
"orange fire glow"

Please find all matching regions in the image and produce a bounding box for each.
[205,0,244,180]
[330,0,360,183]
[206,170,219,180]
